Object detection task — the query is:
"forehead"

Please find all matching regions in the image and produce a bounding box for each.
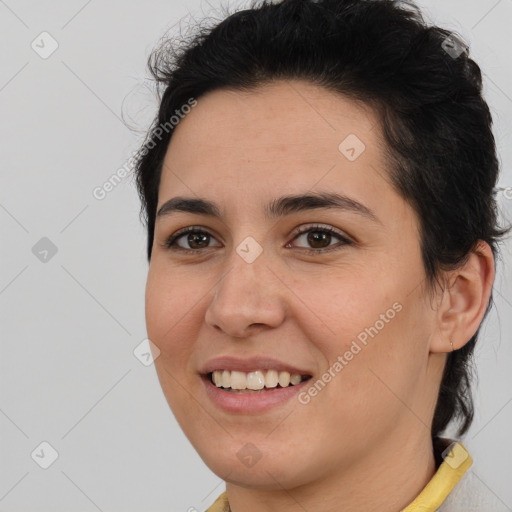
[165,79,379,163]
[157,79,404,222]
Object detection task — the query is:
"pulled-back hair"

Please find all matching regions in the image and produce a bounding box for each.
[133,0,511,439]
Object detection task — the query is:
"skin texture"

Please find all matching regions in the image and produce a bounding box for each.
[145,79,495,512]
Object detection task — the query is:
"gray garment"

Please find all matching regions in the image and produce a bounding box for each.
[437,470,511,512]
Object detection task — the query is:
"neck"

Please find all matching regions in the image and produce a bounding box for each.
[225,431,437,512]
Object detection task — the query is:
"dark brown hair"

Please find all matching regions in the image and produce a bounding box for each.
[133,0,511,439]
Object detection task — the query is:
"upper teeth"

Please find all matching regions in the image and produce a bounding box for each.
[211,370,305,390]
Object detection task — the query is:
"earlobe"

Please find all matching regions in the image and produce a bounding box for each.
[429,241,495,354]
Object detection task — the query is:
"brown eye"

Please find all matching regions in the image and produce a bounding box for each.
[306,231,332,249]
[183,232,210,249]
[165,228,222,251]
[288,225,352,254]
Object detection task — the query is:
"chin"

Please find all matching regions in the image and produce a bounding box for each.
[192,440,317,490]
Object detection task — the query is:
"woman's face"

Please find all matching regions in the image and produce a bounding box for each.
[145,79,446,489]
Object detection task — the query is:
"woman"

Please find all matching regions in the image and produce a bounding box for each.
[134,0,511,510]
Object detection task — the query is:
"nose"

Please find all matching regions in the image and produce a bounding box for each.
[204,250,287,338]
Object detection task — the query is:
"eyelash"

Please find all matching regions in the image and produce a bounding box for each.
[163,224,353,255]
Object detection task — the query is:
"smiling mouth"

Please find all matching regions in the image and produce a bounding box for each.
[206,369,312,393]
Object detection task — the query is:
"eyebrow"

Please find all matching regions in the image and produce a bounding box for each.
[156,191,381,224]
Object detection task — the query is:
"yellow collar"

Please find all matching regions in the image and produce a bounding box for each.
[402,440,472,511]
[206,439,472,512]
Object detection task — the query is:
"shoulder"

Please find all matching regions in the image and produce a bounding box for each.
[205,491,229,512]
[437,470,510,512]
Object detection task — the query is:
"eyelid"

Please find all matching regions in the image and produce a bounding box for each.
[287,223,353,252]
[289,223,352,242]
[164,225,222,250]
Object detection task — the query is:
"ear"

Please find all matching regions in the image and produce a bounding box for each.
[429,240,495,353]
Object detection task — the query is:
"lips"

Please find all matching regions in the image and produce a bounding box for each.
[200,363,313,413]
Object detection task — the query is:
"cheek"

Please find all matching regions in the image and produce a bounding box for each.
[283,262,397,349]
[287,264,426,397]
[145,264,202,359]
[145,268,205,416]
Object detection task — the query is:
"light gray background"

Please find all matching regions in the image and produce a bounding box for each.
[1,1,511,511]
